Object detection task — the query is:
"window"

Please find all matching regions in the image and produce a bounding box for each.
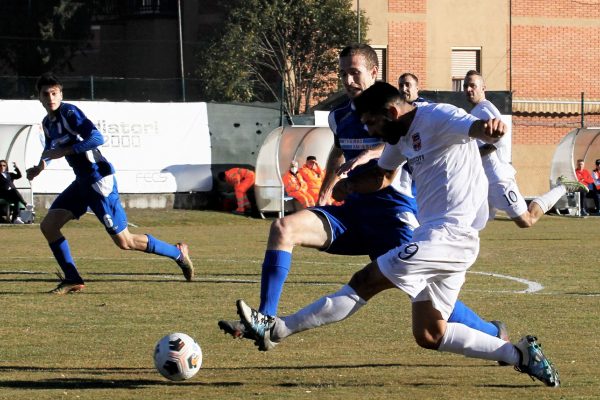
[451,48,481,91]
[372,46,387,82]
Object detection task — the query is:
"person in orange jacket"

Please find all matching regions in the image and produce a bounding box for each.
[575,159,598,215]
[283,161,315,208]
[219,168,255,215]
[299,156,324,203]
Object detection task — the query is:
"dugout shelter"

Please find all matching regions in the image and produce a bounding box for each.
[254,126,334,218]
[0,123,35,204]
[550,127,600,215]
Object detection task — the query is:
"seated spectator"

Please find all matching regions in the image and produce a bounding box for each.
[299,155,324,203]
[590,159,600,213]
[218,168,255,215]
[575,159,599,215]
[0,160,27,224]
[283,161,315,208]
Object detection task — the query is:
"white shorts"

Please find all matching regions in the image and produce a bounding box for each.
[376,224,480,320]
[488,178,528,219]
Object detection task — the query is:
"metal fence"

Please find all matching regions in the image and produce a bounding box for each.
[0,75,205,102]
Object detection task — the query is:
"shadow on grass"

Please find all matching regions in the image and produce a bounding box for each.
[0,364,529,390]
[0,378,242,389]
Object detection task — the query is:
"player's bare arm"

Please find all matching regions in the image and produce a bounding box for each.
[42,146,74,160]
[26,160,47,181]
[317,146,345,206]
[332,164,396,201]
[469,118,505,143]
[335,143,385,177]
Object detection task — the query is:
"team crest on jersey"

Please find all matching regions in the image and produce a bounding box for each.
[411,133,422,151]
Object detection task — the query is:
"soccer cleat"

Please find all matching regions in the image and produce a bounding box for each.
[557,175,589,193]
[514,335,560,387]
[49,280,85,295]
[218,319,255,340]
[236,299,279,351]
[12,217,24,224]
[491,320,510,366]
[175,243,194,282]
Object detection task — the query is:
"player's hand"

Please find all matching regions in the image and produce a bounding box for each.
[485,118,506,141]
[26,166,41,181]
[332,179,352,201]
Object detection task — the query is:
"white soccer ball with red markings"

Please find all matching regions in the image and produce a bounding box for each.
[154,332,202,381]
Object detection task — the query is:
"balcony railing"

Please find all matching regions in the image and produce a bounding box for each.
[92,0,177,19]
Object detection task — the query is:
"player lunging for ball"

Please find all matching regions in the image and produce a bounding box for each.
[236,82,560,388]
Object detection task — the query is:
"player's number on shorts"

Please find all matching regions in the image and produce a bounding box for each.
[503,190,518,206]
[398,243,419,260]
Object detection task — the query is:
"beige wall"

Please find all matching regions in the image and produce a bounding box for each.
[357,0,389,46]
[363,1,509,90]
[513,144,556,196]
[426,0,508,90]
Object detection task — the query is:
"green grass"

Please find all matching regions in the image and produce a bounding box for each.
[0,210,598,399]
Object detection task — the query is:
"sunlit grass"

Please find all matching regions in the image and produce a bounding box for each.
[0,210,598,399]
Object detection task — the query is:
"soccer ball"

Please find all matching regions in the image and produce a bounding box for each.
[154,332,202,381]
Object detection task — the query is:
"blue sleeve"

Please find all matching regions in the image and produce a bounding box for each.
[72,129,104,153]
[65,106,105,153]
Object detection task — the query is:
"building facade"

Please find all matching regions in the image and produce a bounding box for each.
[360,0,600,195]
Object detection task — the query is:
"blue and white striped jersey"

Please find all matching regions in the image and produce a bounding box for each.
[41,102,114,185]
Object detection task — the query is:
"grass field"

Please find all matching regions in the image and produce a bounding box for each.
[0,209,598,400]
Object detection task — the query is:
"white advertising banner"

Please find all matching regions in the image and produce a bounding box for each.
[0,100,212,193]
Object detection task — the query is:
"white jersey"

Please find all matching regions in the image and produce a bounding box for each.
[378,103,488,231]
[471,100,515,184]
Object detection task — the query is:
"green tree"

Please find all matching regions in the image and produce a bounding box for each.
[196,0,368,115]
[0,0,92,75]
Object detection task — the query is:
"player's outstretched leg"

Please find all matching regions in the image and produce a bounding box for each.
[236,299,278,351]
[143,234,194,281]
[514,335,560,387]
[175,243,194,281]
[217,319,253,339]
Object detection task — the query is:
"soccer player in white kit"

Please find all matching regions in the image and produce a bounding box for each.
[464,70,585,226]
[236,82,560,387]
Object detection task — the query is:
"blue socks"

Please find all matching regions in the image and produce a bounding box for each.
[145,234,181,260]
[449,300,499,337]
[49,237,83,283]
[259,250,292,316]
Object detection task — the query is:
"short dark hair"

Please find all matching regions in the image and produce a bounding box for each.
[354,82,402,117]
[36,73,62,93]
[465,70,482,79]
[595,159,600,166]
[339,44,379,70]
[306,156,317,162]
[398,72,419,84]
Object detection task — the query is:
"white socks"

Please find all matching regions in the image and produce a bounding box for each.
[438,322,520,365]
[274,285,366,340]
[531,185,566,214]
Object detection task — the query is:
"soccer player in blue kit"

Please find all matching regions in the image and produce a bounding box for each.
[27,73,194,294]
[219,44,506,347]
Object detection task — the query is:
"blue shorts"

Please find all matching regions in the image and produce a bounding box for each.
[51,175,128,235]
[312,188,416,260]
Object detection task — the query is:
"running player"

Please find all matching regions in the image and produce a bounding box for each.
[464,70,586,226]
[236,81,560,387]
[219,44,505,342]
[27,73,194,294]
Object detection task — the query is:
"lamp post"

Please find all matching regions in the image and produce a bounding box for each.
[357,0,360,42]
[178,0,186,101]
